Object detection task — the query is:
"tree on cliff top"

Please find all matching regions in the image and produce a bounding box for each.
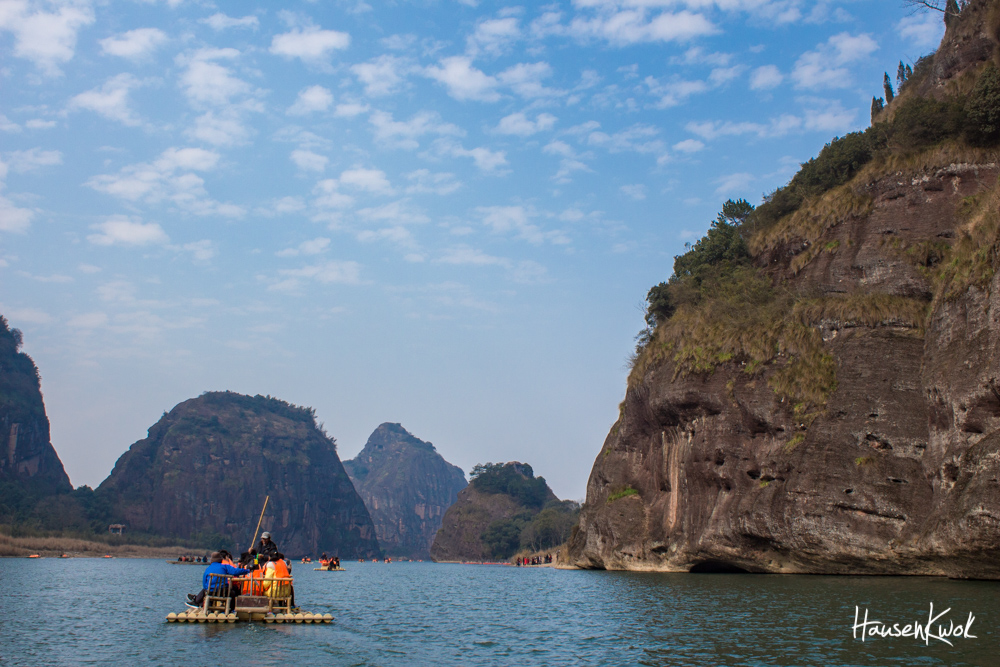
[469,462,549,509]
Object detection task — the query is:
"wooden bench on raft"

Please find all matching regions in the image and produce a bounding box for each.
[231,575,293,613]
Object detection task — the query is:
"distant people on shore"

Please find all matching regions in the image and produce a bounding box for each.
[515,553,554,566]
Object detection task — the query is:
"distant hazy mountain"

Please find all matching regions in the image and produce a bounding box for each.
[0,315,72,525]
[97,391,381,558]
[343,423,466,559]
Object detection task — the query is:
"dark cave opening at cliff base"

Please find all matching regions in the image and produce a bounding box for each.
[688,560,753,574]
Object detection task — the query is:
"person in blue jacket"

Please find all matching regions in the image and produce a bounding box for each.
[187,551,250,607]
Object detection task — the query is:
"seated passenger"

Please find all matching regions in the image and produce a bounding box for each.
[263,552,293,602]
[187,551,249,607]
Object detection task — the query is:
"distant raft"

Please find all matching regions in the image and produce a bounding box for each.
[313,567,346,571]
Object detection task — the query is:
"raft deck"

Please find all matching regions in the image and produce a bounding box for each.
[166,609,333,624]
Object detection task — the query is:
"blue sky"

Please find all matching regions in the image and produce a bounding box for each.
[1,0,944,500]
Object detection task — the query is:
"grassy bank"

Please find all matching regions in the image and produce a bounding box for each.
[0,532,206,559]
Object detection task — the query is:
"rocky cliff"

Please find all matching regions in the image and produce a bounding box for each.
[97,391,381,558]
[343,423,466,559]
[0,315,71,524]
[569,1,1000,578]
[431,461,576,561]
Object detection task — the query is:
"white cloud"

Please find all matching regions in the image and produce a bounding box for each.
[425,56,500,102]
[186,110,252,146]
[201,13,259,31]
[437,245,507,266]
[477,205,567,245]
[334,102,370,117]
[312,179,355,211]
[3,307,53,324]
[25,119,56,129]
[4,148,62,172]
[352,55,411,97]
[67,312,108,329]
[369,110,463,149]
[270,25,350,67]
[1,115,20,132]
[561,8,717,46]
[620,184,646,200]
[643,75,709,108]
[181,240,216,261]
[404,169,461,195]
[432,139,508,174]
[69,74,142,126]
[271,260,362,291]
[714,172,755,196]
[86,147,243,217]
[100,28,168,59]
[792,32,878,90]
[673,138,704,153]
[467,17,521,57]
[277,237,330,257]
[87,215,169,246]
[356,200,429,226]
[287,85,334,115]
[686,114,803,140]
[586,124,665,155]
[0,0,95,75]
[543,140,591,183]
[290,149,328,172]
[497,61,562,99]
[750,65,783,90]
[802,100,856,132]
[495,112,557,136]
[0,195,33,233]
[897,13,944,49]
[356,225,415,247]
[340,167,393,194]
[177,48,252,108]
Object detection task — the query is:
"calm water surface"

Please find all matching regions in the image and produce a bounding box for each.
[1,559,997,666]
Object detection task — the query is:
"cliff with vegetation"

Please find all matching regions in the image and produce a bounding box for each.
[431,462,578,561]
[569,0,1000,577]
[96,391,381,558]
[0,315,71,527]
[343,423,467,559]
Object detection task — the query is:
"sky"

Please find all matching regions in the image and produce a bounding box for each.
[1,0,945,501]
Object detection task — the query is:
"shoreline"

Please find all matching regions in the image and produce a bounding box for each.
[0,533,206,559]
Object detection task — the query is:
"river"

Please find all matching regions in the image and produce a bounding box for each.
[1,558,996,665]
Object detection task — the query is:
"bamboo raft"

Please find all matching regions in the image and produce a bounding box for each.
[167,573,334,625]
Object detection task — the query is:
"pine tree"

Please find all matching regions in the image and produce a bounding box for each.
[871,96,885,124]
[897,61,907,86]
[905,64,912,79]
[883,73,895,103]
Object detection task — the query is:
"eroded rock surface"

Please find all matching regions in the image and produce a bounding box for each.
[343,423,466,559]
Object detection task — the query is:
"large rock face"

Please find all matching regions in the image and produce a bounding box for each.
[343,423,466,558]
[97,392,380,558]
[569,5,1000,578]
[0,315,71,522]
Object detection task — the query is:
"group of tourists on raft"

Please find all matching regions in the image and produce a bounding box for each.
[186,532,296,608]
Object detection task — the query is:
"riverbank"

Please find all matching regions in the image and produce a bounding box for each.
[0,533,200,558]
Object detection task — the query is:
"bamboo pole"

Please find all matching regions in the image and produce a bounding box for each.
[248,495,270,552]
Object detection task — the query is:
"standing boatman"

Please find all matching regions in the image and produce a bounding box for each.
[258,531,279,558]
